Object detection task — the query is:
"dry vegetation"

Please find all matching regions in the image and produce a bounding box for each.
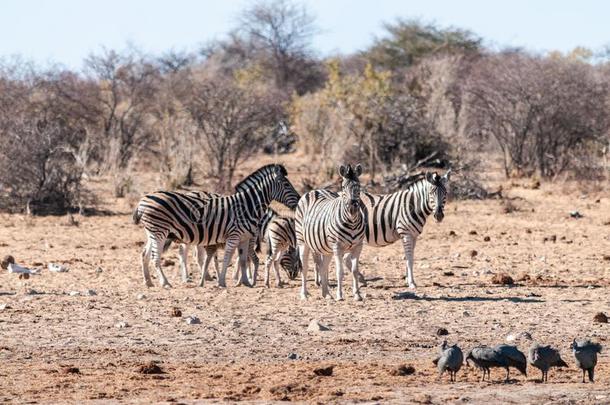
[0,0,609,403]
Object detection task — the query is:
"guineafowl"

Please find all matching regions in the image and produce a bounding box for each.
[433,340,464,382]
[528,343,568,382]
[571,339,602,383]
[466,344,527,382]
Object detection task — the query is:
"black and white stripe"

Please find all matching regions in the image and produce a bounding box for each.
[360,170,450,288]
[295,164,366,301]
[133,164,300,288]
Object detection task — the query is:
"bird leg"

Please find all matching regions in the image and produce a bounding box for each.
[505,367,510,383]
[582,369,586,383]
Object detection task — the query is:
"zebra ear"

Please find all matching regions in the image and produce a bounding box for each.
[339,165,348,177]
[354,164,362,177]
[425,172,435,183]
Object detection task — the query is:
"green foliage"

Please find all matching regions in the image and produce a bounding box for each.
[365,19,482,70]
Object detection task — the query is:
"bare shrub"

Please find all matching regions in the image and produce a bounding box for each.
[185,75,280,191]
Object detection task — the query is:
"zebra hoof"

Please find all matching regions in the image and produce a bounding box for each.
[144,280,154,288]
[300,292,309,300]
[354,293,363,302]
[161,282,172,289]
[408,282,417,289]
[335,295,344,302]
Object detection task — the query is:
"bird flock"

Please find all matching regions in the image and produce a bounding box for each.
[434,338,602,383]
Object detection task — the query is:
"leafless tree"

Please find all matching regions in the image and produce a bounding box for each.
[186,75,280,191]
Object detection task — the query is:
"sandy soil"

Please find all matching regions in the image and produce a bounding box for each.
[1,158,609,404]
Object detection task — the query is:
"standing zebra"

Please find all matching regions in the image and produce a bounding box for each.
[360,170,450,288]
[295,164,366,301]
[133,164,300,288]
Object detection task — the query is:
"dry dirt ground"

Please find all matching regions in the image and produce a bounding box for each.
[1,158,609,404]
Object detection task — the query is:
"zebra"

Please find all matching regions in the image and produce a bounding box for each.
[133,164,300,288]
[295,164,366,301]
[359,170,450,288]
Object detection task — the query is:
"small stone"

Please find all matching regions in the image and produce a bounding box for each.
[470,250,478,258]
[0,304,10,310]
[307,319,330,332]
[171,308,182,317]
[84,289,97,296]
[137,362,164,374]
[602,255,610,261]
[569,211,583,219]
[95,267,103,274]
[491,273,514,285]
[390,364,415,376]
[288,353,298,360]
[463,311,471,317]
[69,291,80,296]
[442,271,454,276]
[525,228,532,234]
[483,236,491,242]
[593,312,608,323]
[185,316,201,325]
[449,230,457,237]
[136,293,146,300]
[61,366,80,374]
[469,230,478,235]
[313,365,334,376]
[115,321,129,329]
[48,263,69,272]
[436,327,449,336]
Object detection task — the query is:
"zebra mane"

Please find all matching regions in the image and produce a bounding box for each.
[234,164,288,192]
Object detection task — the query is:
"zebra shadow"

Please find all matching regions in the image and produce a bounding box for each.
[392,291,544,303]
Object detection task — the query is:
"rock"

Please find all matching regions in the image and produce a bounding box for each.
[525,228,532,234]
[483,236,491,242]
[491,273,514,285]
[0,304,10,310]
[469,230,478,235]
[61,366,80,374]
[84,289,97,296]
[307,319,330,332]
[313,365,334,376]
[137,362,164,374]
[470,250,478,258]
[48,263,69,272]
[171,308,182,317]
[436,327,449,336]
[593,312,608,323]
[136,293,146,300]
[506,331,532,343]
[390,364,415,376]
[1,255,15,269]
[162,259,175,267]
[185,316,201,325]
[287,353,298,360]
[95,267,104,274]
[569,211,583,219]
[463,311,471,317]
[442,271,454,276]
[449,230,457,237]
[115,321,129,329]
[603,255,610,261]
[69,291,80,296]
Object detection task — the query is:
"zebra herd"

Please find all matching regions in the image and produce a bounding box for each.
[133,163,450,300]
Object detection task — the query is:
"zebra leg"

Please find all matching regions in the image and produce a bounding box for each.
[313,253,322,287]
[178,244,191,283]
[198,247,216,287]
[264,254,273,288]
[219,238,239,288]
[299,244,310,300]
[271,248,285,287]
[319,255,332,299]
[235,239,252,287]
[349,243,363,301]
[141,238,153,287]
[402,234,417,289]
[333,247,345,301]
[345,253,366,287]
[150,236,172,288]
[248,241,260,286]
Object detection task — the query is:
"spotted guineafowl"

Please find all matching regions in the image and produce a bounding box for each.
[433,340,464,382]
[571,339,602,383]
[528,343,568,382]
[466,344,527,382]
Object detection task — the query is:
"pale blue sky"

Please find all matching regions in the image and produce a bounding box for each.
[1,0,608,69]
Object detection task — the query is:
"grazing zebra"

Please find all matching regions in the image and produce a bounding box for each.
[360,170,450,288]
[256,208,301,287]
[295,164,366,301]
[133,164,300,288]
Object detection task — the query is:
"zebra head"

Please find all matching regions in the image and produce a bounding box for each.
[269,164,301,209]
[280,246,302,280]
[425,169,450,222]
[339,163,363,216]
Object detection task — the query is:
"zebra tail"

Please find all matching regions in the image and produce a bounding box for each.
[133,204,143,225]
[162,236,175,253]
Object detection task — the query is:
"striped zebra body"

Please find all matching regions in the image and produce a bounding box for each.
[360,171,450,288]
[256,209,301,287]
[133,164,299,288]
[295,164,365,301]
